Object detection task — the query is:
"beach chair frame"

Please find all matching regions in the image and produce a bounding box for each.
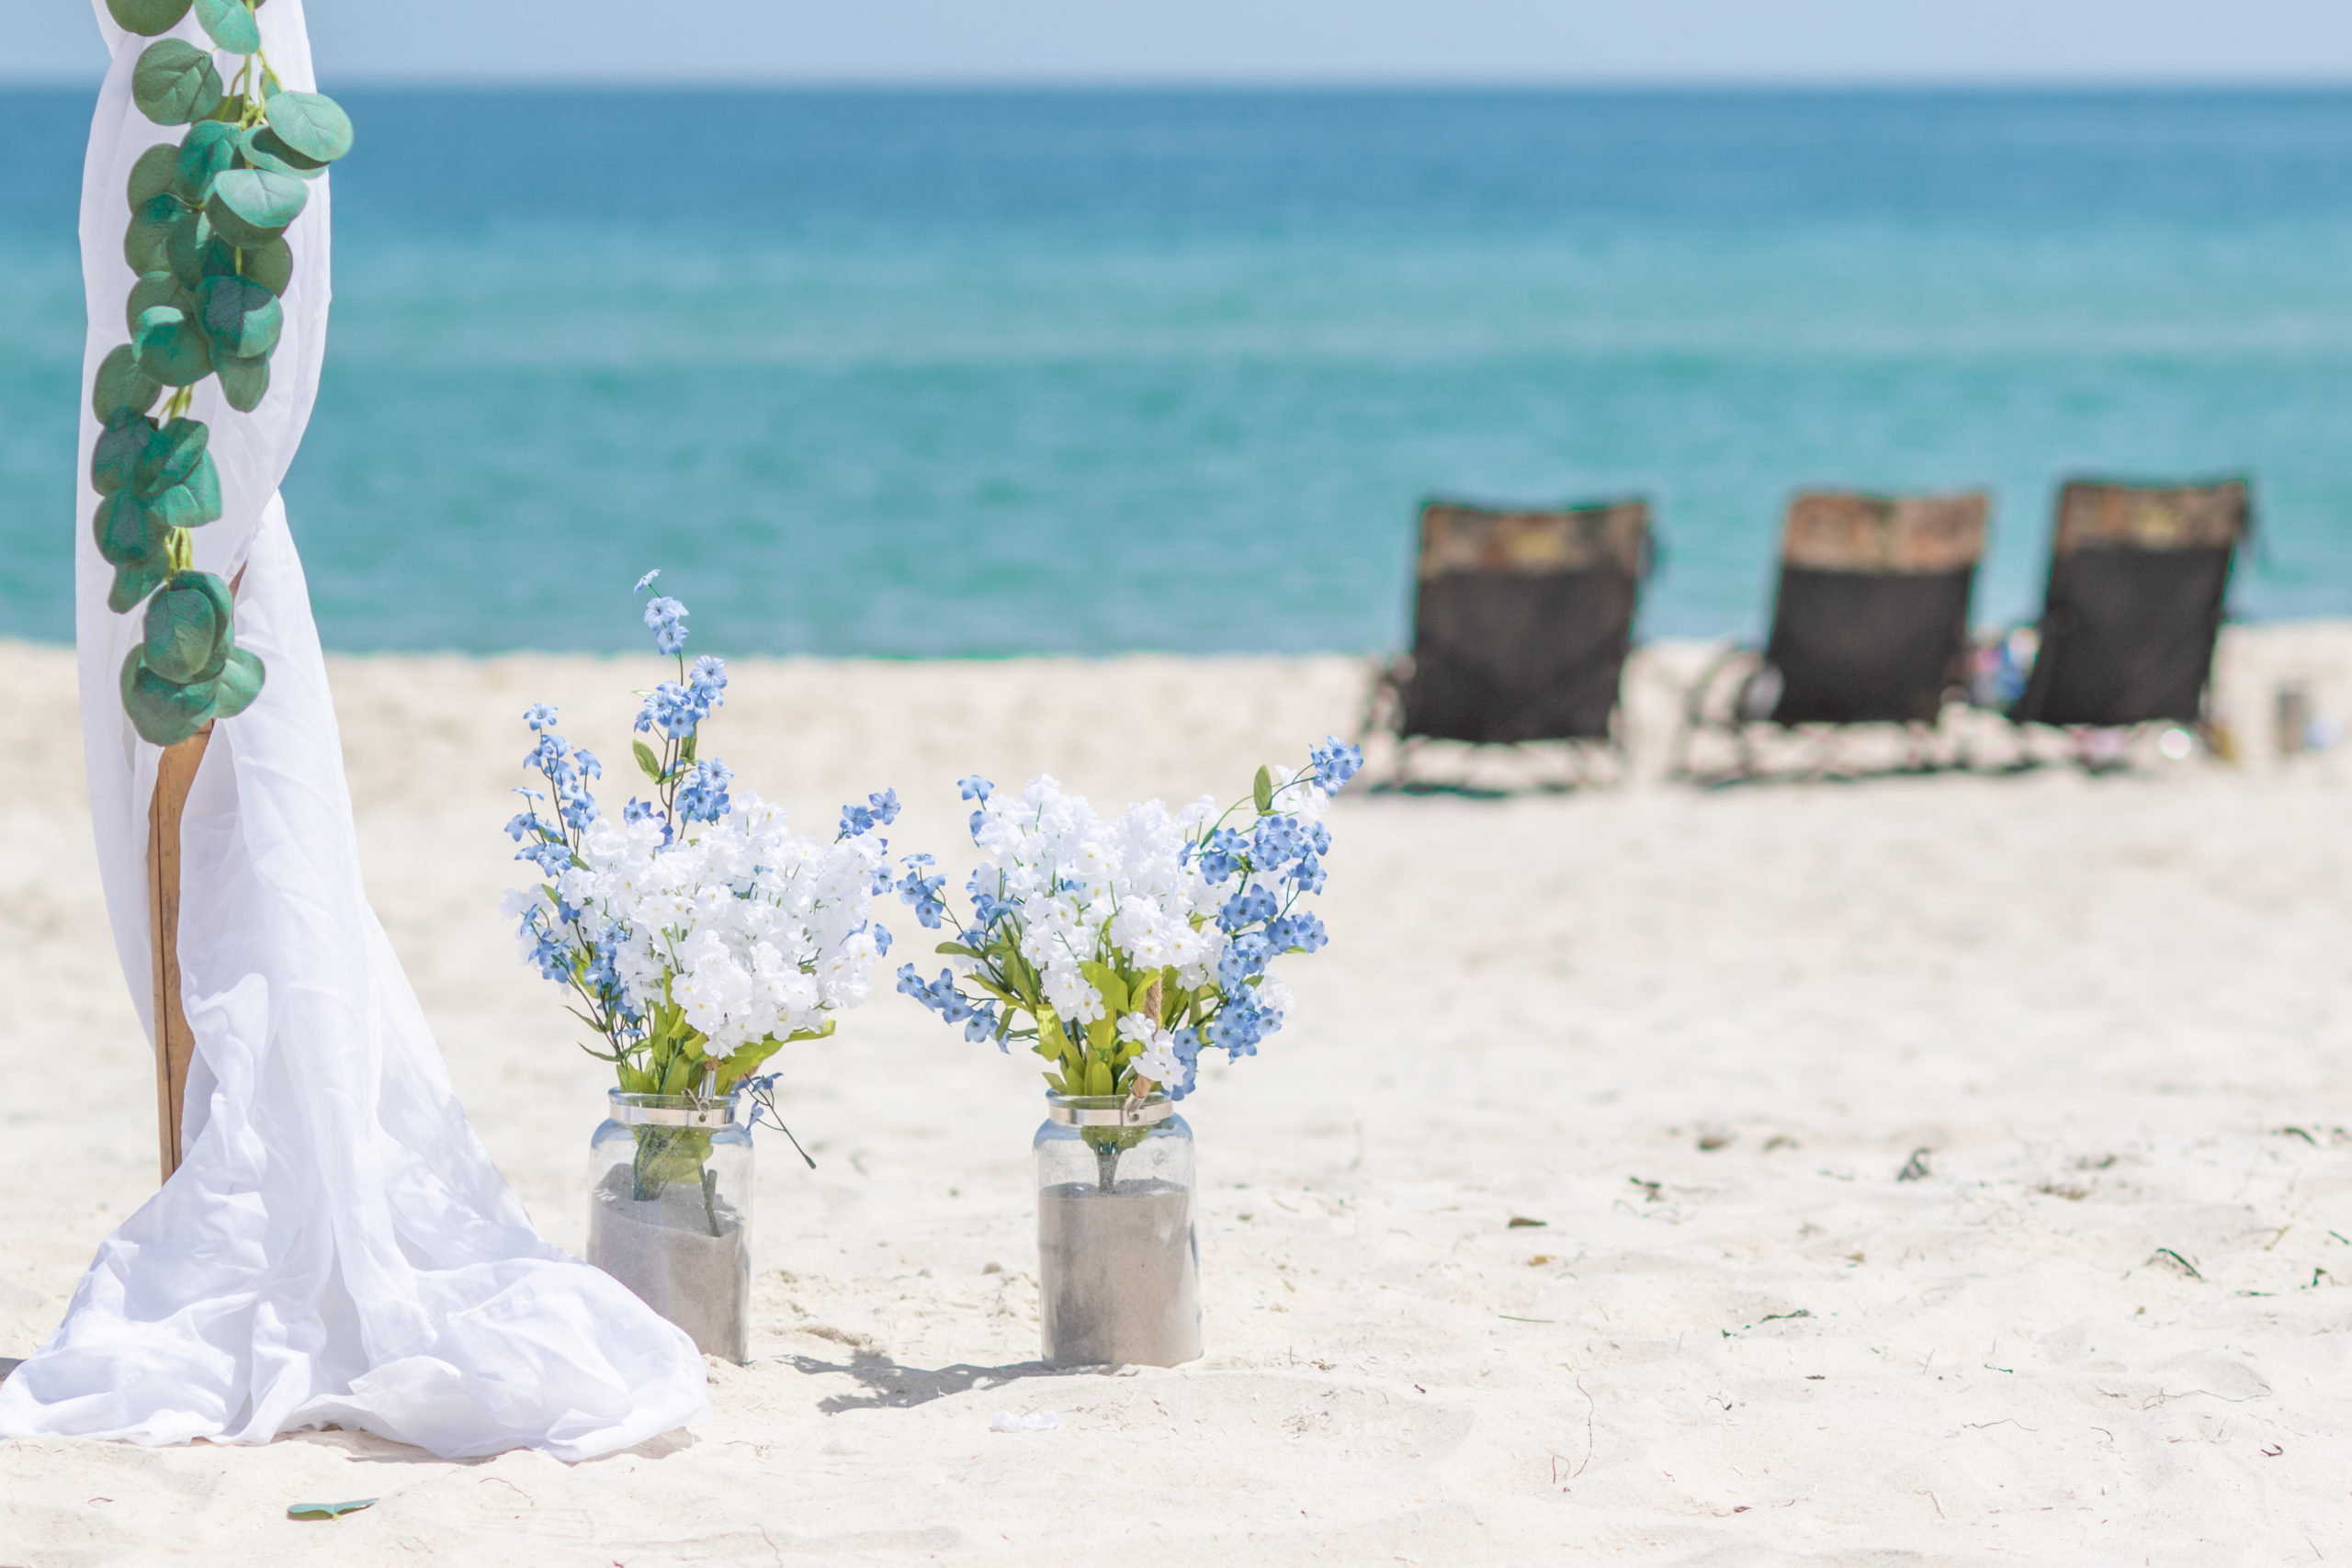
[1361,497,1652,793]
[1670,491,1988,784]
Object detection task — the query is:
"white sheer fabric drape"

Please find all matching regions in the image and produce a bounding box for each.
[0,0,709,1461]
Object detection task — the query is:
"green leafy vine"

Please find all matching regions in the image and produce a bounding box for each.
[94,0,353,745]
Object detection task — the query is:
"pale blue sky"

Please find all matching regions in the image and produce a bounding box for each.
[9,0,2352,83]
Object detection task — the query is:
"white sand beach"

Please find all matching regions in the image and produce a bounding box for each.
[4,624,2352,1564]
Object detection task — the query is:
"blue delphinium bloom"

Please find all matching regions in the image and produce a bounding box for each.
[1216,931,1272,988]
[1266,911,1328,954]
[896,964,974,1024]
[515,838,572,876]
[688,655,728,704]
[1198,827,1250,883]
[840,789,899,838]
[633,570,661,594]
[1287,852,1327,894]
[525,703,559,732]
[642,594,689,655]
[964,999,1001,1047]
[1310,736,1364,792]
[676,759,733,823]
[957,774,992,802]
[897,853,949,929]
[1216,883,1278,932]
[1252,814,1309,867]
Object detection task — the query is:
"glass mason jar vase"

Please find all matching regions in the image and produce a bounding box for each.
[1034,1092,1201,1369]
[587,1089,752,1362]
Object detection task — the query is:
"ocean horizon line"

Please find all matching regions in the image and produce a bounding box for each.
[9,76,2352,96]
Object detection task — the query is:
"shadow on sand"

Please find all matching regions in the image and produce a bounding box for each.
[784,1352,1104,1414]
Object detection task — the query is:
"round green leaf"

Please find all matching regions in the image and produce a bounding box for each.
[192,0,259,55]
[242,236,293,295]
[198,232,293,296]
[91,414,156,496]
[127,142,179,210]
[210,647,265,720]
[141,455,221,533]
[131,39,224,127]
[133,415,208,495]
[123,192,188,273]
[259,91,352,164]
[133,305,214,387]
[107,0,193,35]
[239,126,322,181]
[145,570,234,684]
[125,271,191,340]
[92,344,162,424]
[172,118,240,206]
[120,648,217,747]
[215,351,270,412]
[206,167,305,247]
[93,491,157,566]
[197,274,281,360]
[164,207,213,289]
[107,544,175,615]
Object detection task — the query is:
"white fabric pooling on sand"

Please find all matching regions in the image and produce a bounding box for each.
[0,0,708,1461]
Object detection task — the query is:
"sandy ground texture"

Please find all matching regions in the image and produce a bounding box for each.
[3,625,2351,1565]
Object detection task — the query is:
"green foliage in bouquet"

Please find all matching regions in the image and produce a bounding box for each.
[96,0,356,745]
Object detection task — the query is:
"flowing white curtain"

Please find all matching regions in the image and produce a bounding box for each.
[0,0,709,1461]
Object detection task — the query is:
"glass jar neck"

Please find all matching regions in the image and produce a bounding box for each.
[1045,1093,1173,1128]
[607,1089,739,1128]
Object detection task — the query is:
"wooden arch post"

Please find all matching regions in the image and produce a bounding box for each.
[149,725,211,1180]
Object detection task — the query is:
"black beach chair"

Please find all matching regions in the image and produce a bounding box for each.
[2002,478,2251,753]
[1361,498,1652,789]
[1671,490,1987,781]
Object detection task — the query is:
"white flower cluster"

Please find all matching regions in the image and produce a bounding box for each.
[504,792,888,1056]
[970,775,1227,1005]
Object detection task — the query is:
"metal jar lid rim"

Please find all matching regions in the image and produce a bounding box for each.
[1046,1093,1173,1128]
[607,1089,738,1128]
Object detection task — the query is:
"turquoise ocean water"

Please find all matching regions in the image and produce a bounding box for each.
[3,87,2350,654]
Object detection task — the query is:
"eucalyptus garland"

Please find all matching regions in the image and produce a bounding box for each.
[93,0,352,746]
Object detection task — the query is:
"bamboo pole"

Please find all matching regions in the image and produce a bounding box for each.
[148,723,212,1182]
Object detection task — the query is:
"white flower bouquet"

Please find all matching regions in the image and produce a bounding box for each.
[895,738,1364,1101]
[503,575,903,1190]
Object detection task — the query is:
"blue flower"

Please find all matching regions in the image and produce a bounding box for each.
[1206,1000,1268,1058]
[964,1000,1002,1048]
[529,932,571,982]
[1162,1026,1204,1098]
[897,854,949,930]
[871,923,893,955]
[633,570,661,594]
[642,594,689,655]
[688,656,728,704]
[515,839,573,876]
[1216,931,1272,988]
[503,810,553,842]
[524,703,559,731]
[1310,737,1364,793]
[1287,852,1327,894]
[841,790,899,837]
[638,680,710,740]
[1216,883,1279,933]
[1252,814,1309,866]
[1198,827,1250,884]
[677,759,733,823]
[896,964,973,1023]
[1266,912,1327,954]
[957,774,993,802]
[555,778,601,832]
[573,748,603,781]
